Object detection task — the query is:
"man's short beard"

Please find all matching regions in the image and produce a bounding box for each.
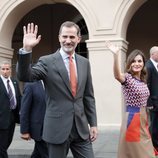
[61,45,75,54]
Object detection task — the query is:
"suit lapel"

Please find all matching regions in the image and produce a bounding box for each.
[11,79,18,99]
[0,77,9,97]
[54,51,72,94]
[37,81,45,97]
[149,60,158,74]
[75,54,82,95]
[11,79,17,89]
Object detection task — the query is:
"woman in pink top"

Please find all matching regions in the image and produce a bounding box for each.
[106,41,155,158]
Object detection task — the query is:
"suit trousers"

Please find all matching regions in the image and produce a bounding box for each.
[0,111,15,158]
[149,110,158,149]
[47,121,94,158]
[31,139,48,158]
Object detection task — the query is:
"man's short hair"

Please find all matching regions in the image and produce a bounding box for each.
[150,46,158,55]
[59,21,81,37]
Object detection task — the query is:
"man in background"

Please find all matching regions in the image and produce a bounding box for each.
[0,61,21,158]
[20,80,48,158]
[146,46,158,153]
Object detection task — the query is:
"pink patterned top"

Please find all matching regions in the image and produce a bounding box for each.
[122,73,149,107]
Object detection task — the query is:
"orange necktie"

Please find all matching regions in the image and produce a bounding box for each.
[69,55,77,96]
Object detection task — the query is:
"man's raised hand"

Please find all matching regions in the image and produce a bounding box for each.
[23,23,41,52]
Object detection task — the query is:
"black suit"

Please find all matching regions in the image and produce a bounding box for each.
[20,81,48,158]
[0,77,21,158]
[146,59,158,149]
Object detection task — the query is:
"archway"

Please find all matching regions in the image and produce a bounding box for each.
[127,0,158,58]
[12,4,88,58]
[0,0,91,65]
[9,3,89,77]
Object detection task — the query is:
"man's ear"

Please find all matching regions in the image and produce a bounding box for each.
[78,36,82,43]
[58,35,61,42]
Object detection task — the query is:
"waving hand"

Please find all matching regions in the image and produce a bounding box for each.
[23,23,41,52]
[105,41,120,54]
[105,40,125,83]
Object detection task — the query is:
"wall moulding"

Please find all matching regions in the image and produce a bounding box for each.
[0,45,14,59]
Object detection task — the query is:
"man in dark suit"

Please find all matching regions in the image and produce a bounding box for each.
[20,80,48,158]
[17,21,98,158]
[146,46,158,151]
[0,61,21,158]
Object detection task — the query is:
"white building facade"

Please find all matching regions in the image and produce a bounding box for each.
[1,0,156,127]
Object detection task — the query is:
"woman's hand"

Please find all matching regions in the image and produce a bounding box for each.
[105,41,120,54]
[105,40,125,83]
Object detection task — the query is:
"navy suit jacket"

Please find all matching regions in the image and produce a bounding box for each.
[20,80,46,141]
[0,77,21,129]
[146,59,158,110]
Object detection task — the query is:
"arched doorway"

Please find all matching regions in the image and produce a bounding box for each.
[12,3,88,77]
[127,0,158,58]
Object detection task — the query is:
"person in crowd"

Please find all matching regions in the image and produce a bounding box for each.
[17,21,98,158]
[0,61,21,158]
[20,80,48,158]
[106,41,155,158]
[146,46,158,154]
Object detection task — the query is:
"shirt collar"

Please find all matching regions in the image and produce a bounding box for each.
[0,75,10,82]
[59,48,75,60]
[150,58,158,67]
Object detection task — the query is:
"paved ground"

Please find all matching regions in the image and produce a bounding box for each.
[8,125,120,158]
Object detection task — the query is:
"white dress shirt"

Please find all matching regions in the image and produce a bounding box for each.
[1,75,17,105]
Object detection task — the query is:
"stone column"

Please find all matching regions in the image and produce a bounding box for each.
[87,38,128,127]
